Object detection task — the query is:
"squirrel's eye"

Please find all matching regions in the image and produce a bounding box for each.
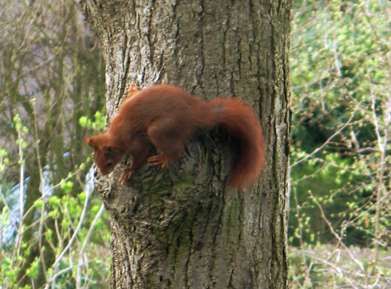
[104,147,116,158]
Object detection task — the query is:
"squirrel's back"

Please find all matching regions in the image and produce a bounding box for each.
[110,85,201,134]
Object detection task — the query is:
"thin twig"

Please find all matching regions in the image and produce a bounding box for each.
[291,108,357,168]
[44,188,93,288]
[309,191,365,272]
[76,204,105,289]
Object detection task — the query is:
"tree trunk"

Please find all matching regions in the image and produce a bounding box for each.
[79,1,291,288]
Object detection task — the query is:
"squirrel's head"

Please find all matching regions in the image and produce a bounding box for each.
[84,134,124,175]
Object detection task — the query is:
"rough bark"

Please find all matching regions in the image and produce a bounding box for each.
[79,0,291,288]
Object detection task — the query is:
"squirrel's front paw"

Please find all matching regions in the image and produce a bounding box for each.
[119,169,133,185]
[147,154,169,168]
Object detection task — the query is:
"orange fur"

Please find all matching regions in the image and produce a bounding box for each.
[84,84,265,189]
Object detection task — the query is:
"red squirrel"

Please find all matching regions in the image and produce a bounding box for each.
[84,84,265,189]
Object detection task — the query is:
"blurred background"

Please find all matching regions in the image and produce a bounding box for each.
[0,0,389,288]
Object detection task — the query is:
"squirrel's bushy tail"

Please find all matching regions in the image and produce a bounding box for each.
[205,97,266,189]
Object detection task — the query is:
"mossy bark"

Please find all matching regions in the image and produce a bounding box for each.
[79,0,291,288]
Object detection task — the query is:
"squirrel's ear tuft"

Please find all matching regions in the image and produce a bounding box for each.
[84,136,94,147]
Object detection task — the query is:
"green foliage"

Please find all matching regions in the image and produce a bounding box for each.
[290,0,390,246]
[0,176,110,289]
[0,0,110,287]
[0,148,10,173]
[289,0,390,287]
[79,111,107,131]
[290,150,373,245]
[26,258,40,279]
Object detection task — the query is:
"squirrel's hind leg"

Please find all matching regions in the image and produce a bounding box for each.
[147,118,190,167]
[147,154,170,168]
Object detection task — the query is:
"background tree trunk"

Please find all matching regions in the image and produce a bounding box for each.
[79,0,291,288]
